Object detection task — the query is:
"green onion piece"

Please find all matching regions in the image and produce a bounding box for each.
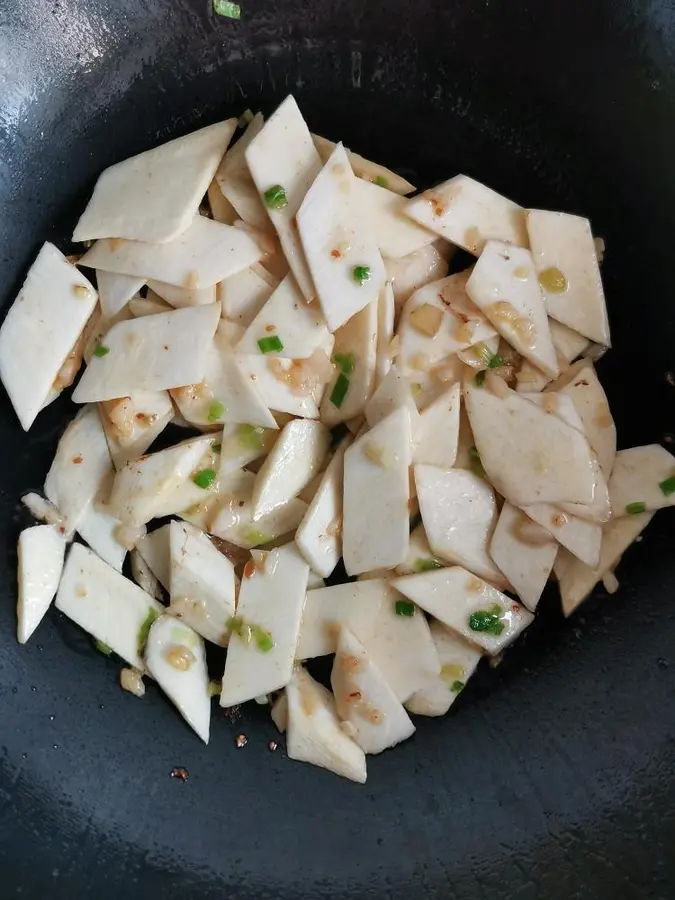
[469,604,504,636]
[251,624,275,653]
[412,557,443,573]
[451,680,465,693]
[626,501,647,515]
[212,443,222,453]
[137,608,159,656]
[193,468,217,489]
[207,400,226,422]
[476,343,503,369]
[257,335,284,354]
[94,639,113,656]
[330,373,350,408]
[374,176,389,188]
[244,529,270,546]
[333,352,356,374]
[237,424,265,451]
[93,344,110,357]
[263,185,288,209]
[227,615,244,635]
[395,600,416,617]
[659,475,675,496]
[468,445,481,461]
[488,353,504,369]
[352,265,372,286]
[213,0,241,17]
[475,370,486,387]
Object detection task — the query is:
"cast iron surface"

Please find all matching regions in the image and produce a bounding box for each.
[1,1,675,897]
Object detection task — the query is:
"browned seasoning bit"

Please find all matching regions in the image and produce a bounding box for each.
[72,455,83,464]
[170,766,189,782]
[235,733,248,748]
[268,741,278,752]
[264,324,275,333]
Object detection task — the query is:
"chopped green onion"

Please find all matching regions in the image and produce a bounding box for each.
[395,600,416,617]
[93,344,110,357]
[333,352,356,374]
[476,343,503,369]
[244,529,270,546]
[212,443,222,453]
[94,639,113,656]
[263,185,288,209]
[193,468,217,489]
[626,501,647,515]
[468,445,481,461]
[137,608,159,655]
[213,0,241,17]
[251,624,275,653]
[412,557,443,573]
[207,400,226,422]
[451,680,465,693]
[475,370,486,387]
[374,176,389,188]
[257,335,284,354]
[237,424,265,451]
[659,475,675,496]
[227,615,245,635]
[330,373,350,408]
[352,265,372,286]
[469,604,504,636]
[227,617,274,652]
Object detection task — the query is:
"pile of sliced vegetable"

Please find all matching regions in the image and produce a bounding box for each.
[5,95,675,783]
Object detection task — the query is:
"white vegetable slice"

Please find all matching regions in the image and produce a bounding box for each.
[354,178,437,259]
[405,622,483,717]
[392,567,533,655]
[129,296,172,317]
[207,179,237,225]
[252,419,330,519]
[145,616,210,743]
[17,525,66,644]
[412,382,460,469]
[79,216,263,288]
[136,525,171,589]
[404,175,528,255]
[168,521,236,646]
[73,120,237,243]
[520,503,601,568]
[515,319,589,393]
[394,523,442,576]
[55,543,162,669]
[489,502,558,612]
[343,406,411,575]
[130,550,164,601]
[286,667,367,783]
[218,266,275,326]
[456,334,501,369]
[375,280,395,386]
[239,355,322,419]
[385,243,451,312]
[21,492,64,530]
[312,134,415,195]
[320,297,378,427]
[99,390,174,470]
[96,271,144,319]
[215,113,270,232]
[365,364,420,433]
[0,243,98,430]
[245,97,322,300]
[414,464,505,586]
[464,377,597,505]
[295,438,349,577]
[608,445,675,516]
[147,279,216,308]
[332,627,415,754]
[236,274,330,359]
[466,241,558,378]
[555,512,654,616]
[44,406,112,537]
[72,303,220,402]
[527,209,610,346]
[210,490,307,549]
[220,542,309,705]
[297,143,386,331]
[77,503,127,572]
[218,423,277,478]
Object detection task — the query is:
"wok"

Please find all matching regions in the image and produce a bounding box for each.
[1,1,675,897]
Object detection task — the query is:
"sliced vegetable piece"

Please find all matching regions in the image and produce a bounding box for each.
[405,622,483,717]
[128,295,173,317]
[96,271,145,319]
[385,243,451,313]
[412,382,461,469]
[220,543,309,705]
[608,445,675,516]
[520,503,601,568]
[207,178,238,225]
[394,523,440,575]
[77,501,127,572]
[515,319,589,393]
[218,423,277,478]
[296,579,390,658]
[100,390,174,470]
[239,355,322,419]
[312,134,415,195]
[147,279,216,309]
[17,525,66,644]
[136,524,171,589]
[365,364,420,435]
[404,175,528,255]
[354,177,437,259]
[130,549,164,601]
[375,280,396,386]
[218,265,275,326]
[210,490,307,549]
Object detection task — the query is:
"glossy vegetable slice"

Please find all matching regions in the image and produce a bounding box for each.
[405,622,483,717]
[17,525,66,644]
[608,445,675,515]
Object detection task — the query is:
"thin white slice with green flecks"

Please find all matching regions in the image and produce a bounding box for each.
[0,243,98,430]
[137,524,171,589]
[77,501,127,572]
[286,667,367,783]
[238,355,323,418]
[220,542,309,705]
[320,297,378,427]
[354,178,437,259]
[17,525,66,644]
[365,364,420,435]
[245,97,322,301]
[555,511,653,616]
[405,622,483,717]
[608,445,675,516]
[295,438,350,578]
[520,503,601,568]
[218,265,275,326]
[392,566,533,655]
[73,119,236,243]
[343,406,411,575]
[73,303,220,402]
[385,243,450,313]
[297,143,386,331]
[236,274,329,359]
[147,279,216,308]
[215,113,271,232]
[218,423,277,478]
[168,521,235,646]
[55,543,163,669]
[332,627,415,754]
[394,523,443,576]
[466,241,558,378]
[414,464,505,586]
[412,382,461,469]
[464,376,597,506]
[44,406,112,537]
[210,488,307,549]
[100,390,174,470]
[375,280,395,387]
[527,209,610,346]
[489,502,558,612]
[145,615,210,743]
[516,319,589,392]
[252,419,330,520]
[79,216,263,288]
[312,134,415,196]
[96,271,145,319]
[404,175,528,255]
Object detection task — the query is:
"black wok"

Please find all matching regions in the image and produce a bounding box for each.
[1,1,675,897]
